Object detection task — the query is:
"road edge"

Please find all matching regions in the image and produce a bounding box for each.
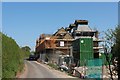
[35,61,76,78]
[16,61,28,78]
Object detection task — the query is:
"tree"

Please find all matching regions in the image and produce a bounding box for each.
[21,46,31,57]
[21,46,31,52]
[113,26,120,79]
[104,29,115,80]
[104,26,120,79]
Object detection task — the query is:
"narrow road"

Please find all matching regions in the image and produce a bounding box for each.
[19,60,74,78]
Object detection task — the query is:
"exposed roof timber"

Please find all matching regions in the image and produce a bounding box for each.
[46,47,71,49]
[75,30,97,33]
[45,39,74,41]
[74,20,88,25]
[93,47,103,49]
[93,39,104,42]
[65,27,71,31]
[69,24,76,29]
[53,27,67,36]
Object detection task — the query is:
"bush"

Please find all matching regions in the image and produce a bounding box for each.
[2,33,30,78]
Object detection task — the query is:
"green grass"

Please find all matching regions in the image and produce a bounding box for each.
[48,63,58,70]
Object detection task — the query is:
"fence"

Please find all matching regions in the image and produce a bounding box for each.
[86,59,103,79]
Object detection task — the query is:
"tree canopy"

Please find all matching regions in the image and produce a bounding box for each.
[21,46,31,52]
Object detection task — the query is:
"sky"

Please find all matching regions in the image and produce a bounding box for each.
[2,2,118,51]
[2,0,119,2]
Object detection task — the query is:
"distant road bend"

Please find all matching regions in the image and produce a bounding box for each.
[19,60,74,78]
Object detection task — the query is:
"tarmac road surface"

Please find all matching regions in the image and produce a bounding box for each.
[19,60,74,78]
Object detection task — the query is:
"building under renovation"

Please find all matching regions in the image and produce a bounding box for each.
[66,20,103,66]
[35,20,103,66]
[35,27,74,64]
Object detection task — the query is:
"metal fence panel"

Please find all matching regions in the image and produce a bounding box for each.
[86,59,102,78]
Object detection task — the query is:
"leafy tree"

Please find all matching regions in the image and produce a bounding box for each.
[113,25,120,79]
[21,46,31,52]
[21,46,31,57]
[104,29,115,80]
[104,26,120,79]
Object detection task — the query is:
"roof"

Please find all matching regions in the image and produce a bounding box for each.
[63,33,73,39]
[69,24,76,29]
[75,20,88,25]
[65,27,71,31]
[39,34,52,39]
[77,25,96,32]
[53,27,67,36]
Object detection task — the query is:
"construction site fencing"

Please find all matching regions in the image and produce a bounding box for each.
[38,53,104,79]
[86,59,103,79]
